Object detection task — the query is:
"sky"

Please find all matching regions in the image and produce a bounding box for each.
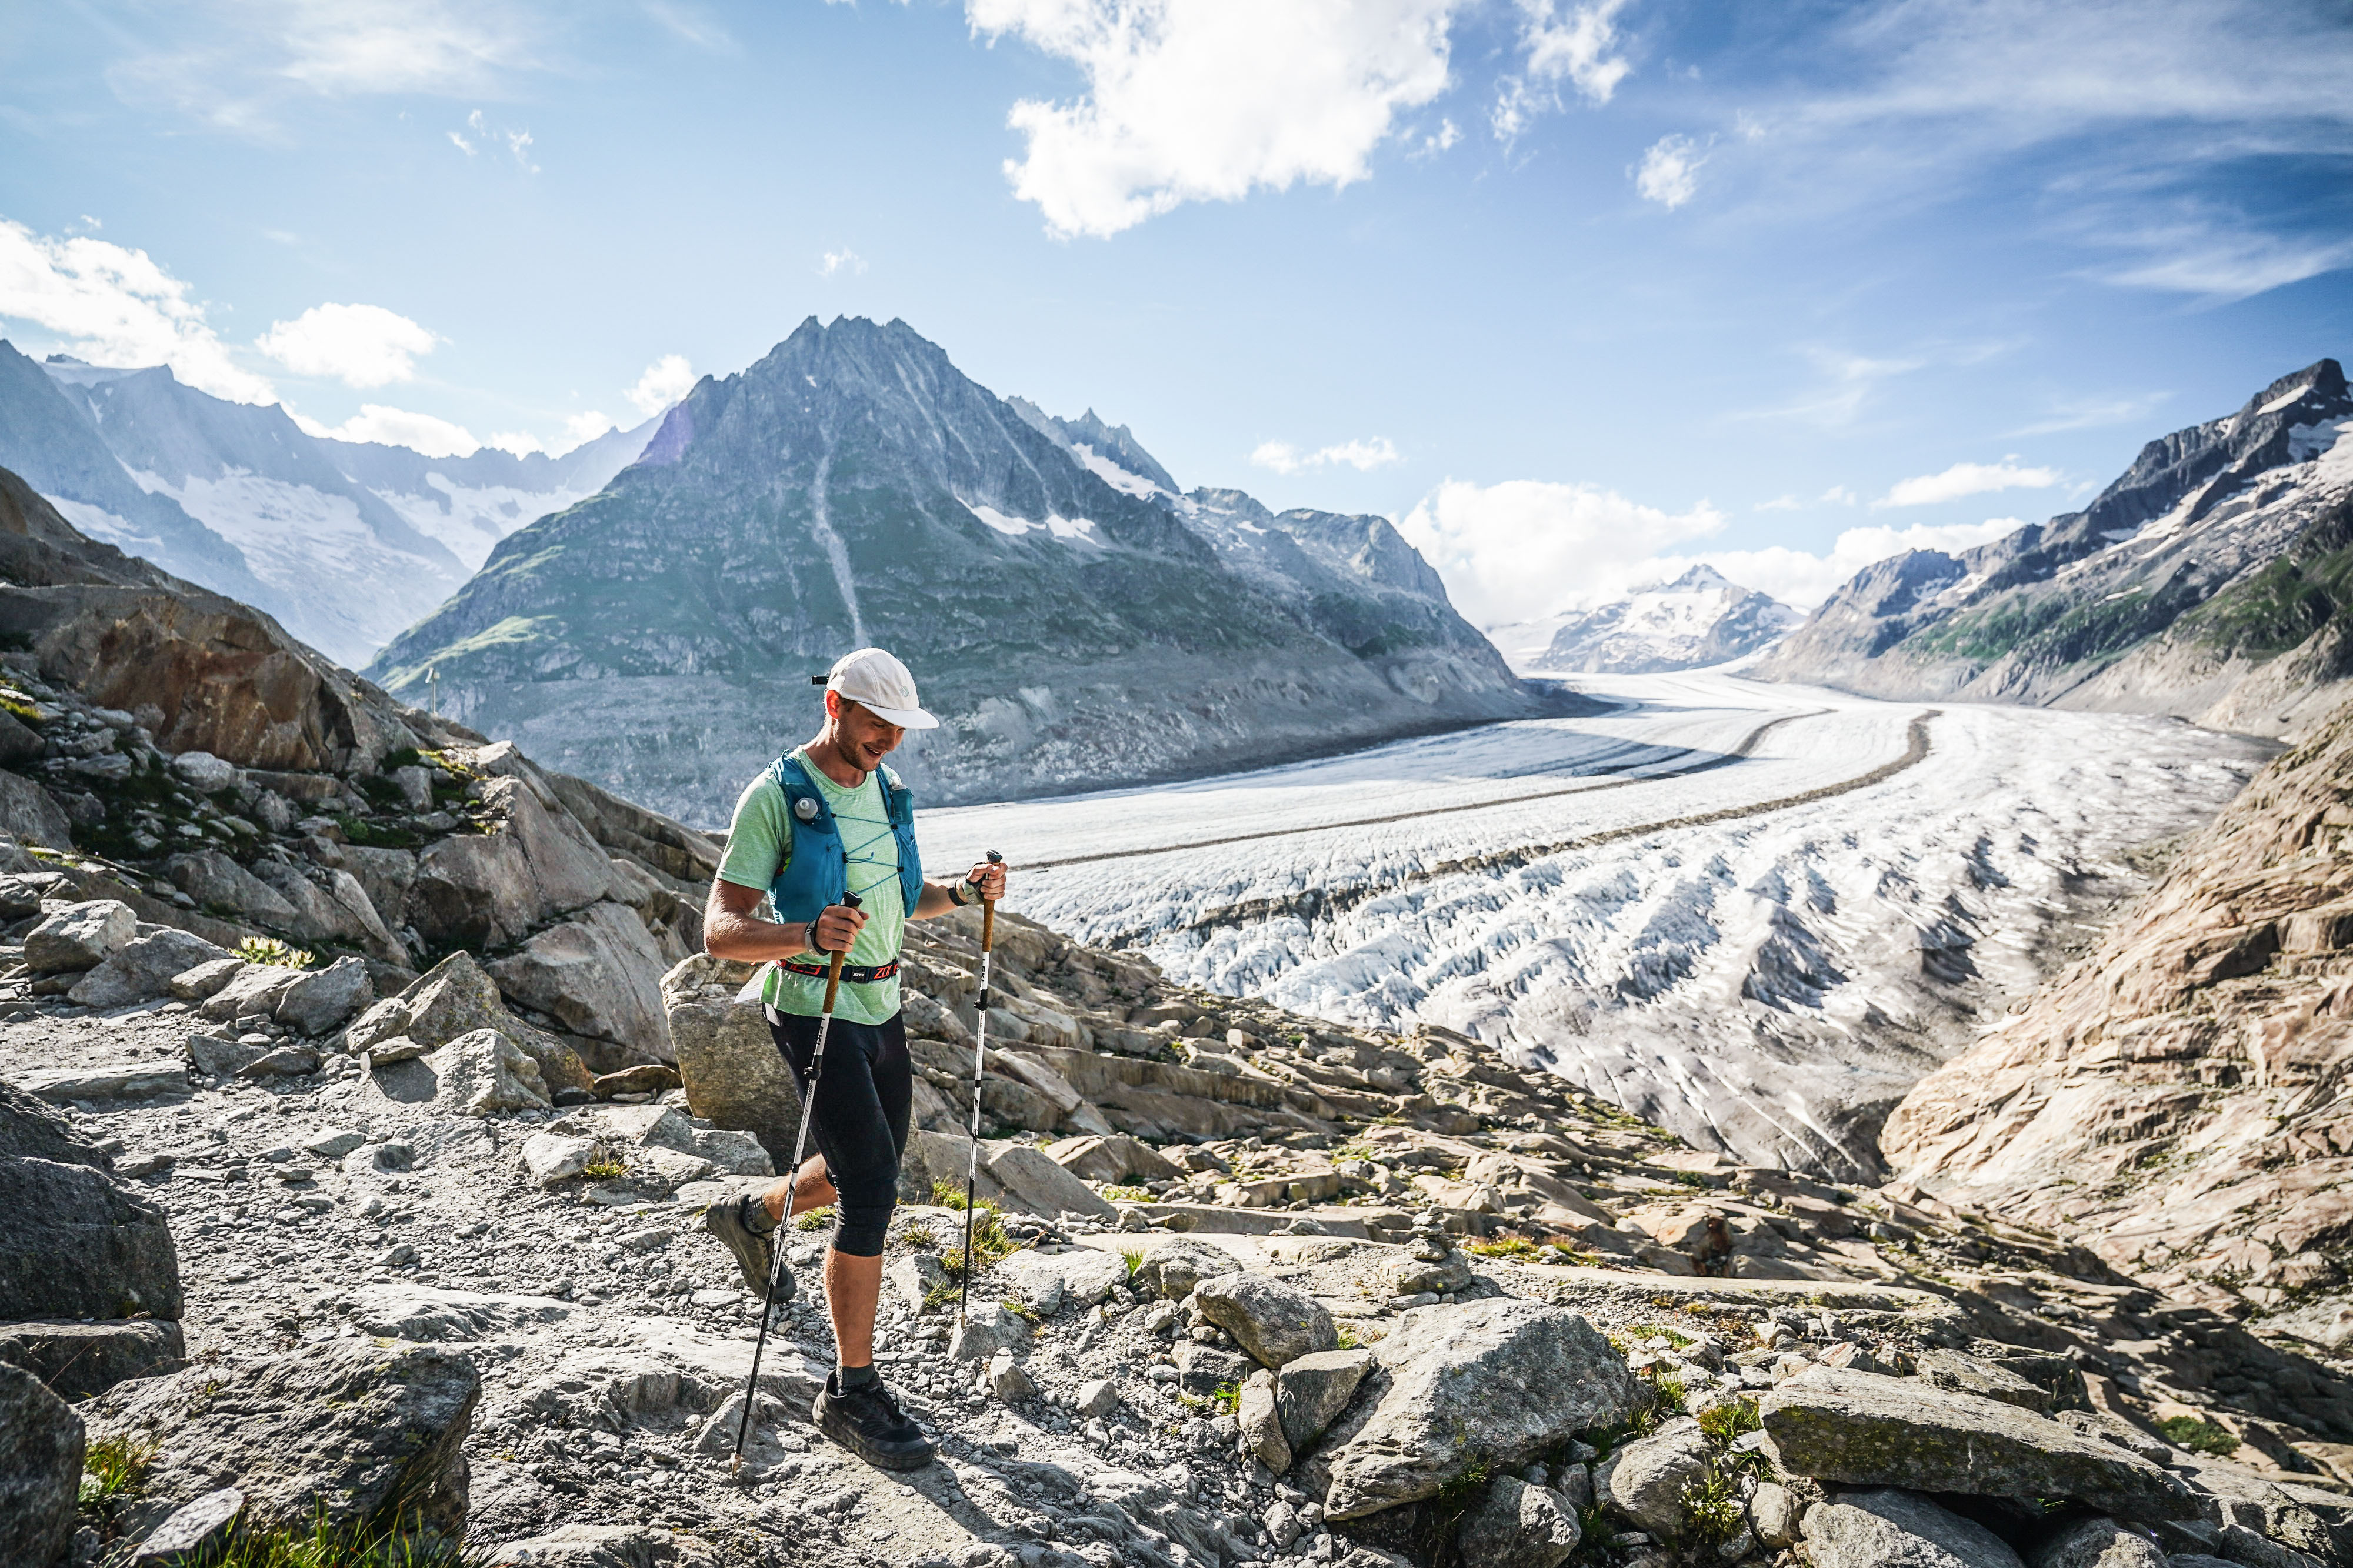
[3,0,2351,625]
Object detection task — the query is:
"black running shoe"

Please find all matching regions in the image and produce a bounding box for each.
[703,1195,794,1304]
[814,1372,936,1471]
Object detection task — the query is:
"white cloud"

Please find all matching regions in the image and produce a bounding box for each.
[1633,133,1704,208]
[2095,226,2353,302]
[625,355,695,417]
[1399,478,1728,625]
[1877,459,2061,508]
[564,411,619,446]
[449,111,538,171]
[1493,0,1631,141]
[2005,391,2172,436]
[292,403,479,458]
[819,249,867,277]
[1754,495,1801,512]
[1662,517,2026,609]
[254,302,437,388]
[485,431,545,456]
[0,217,274,402]
[1821,485,1858,505]
[1251,436,1401,475]
[968,0,1461,238]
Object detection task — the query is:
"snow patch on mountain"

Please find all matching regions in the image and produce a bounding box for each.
[1495,566,1802,676]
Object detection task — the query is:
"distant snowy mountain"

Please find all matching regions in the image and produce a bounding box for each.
[1493,566,1802,675]
[1756,359,2353,735]
[0,341,658,668]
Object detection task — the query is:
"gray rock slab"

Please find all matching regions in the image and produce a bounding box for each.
[186,1032,262,1077]
[1802,1488,2024,1568]
[1128,1235,1248,1301]
[1750,1480,1802,1549]
[949,1303,1032,1362]
[1239,1369,1289,1473]
[0,1317,186,1399]
[82,1339,480,1541]
[0,1152,182,1319]
[1174,1340,1256,1396]
[0,769,72,850]
[168,957,246,1001]
[275,955,374,1036]
[2024,1516,2166,1568]
[1596,1417,1711,1536]
[1458,1475,1581,1568]
[486,1522,714,1566]
[1197,1270,1338,1369]
[348,1283,574,1342]
[131,1486,245,1566]
[487,900,671,1060]
[168,850,299,928]
[1758,1369,2201,1518]
[1321,1298,1635,1520]
[199,962,304,1024]
[1277,1347,1374,1454]
[888,1252,951,1315]
[0,1362,82,1568]
[21,1060,188,1102]
[995,1247,1130,1316]
[66,928,231,1008]
[25,898,136,972]
[1914,1348,2054,1413]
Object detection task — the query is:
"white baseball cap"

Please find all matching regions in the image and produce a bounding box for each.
[815,647,939,729]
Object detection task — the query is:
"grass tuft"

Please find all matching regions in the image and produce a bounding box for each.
[1467,1236,1542,1260]
[1695,1396,1760,1446]
[578,1157,626,1182]
[205,1510,482,1567]
[793,1205,835,1233]
[2157,1415,2240,1456]
[79,1434,156,1507]
[1678,1467,1747,1546]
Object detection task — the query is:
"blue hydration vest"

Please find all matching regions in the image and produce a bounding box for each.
[762,752,924,925]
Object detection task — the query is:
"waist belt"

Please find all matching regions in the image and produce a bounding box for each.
[778,958,900,985]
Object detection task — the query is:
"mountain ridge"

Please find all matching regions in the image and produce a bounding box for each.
[1756,358,2353,731]
[1490,565,1802,675]
[367,315,1559,820]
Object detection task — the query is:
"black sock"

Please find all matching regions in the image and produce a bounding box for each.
[837,1362,879,1391]
[740,1195,781,1236]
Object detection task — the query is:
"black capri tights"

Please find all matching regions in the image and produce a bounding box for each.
[765,1007,912,1258]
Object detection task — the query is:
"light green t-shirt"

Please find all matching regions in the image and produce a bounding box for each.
[716,748,906,1026]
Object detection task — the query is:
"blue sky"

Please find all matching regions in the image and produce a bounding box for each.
[3,0,2349,623]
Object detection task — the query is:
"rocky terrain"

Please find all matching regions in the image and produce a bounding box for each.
[1755,359,2353,734]
[1885,682,2353,1358]
[3,452,2352,1568]
[364,315,1562,820]
[0,343,660,668]
[1491,568,1801,676]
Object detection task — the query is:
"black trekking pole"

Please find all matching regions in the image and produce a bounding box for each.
[958,852,1004,1318]
[731,890,861,1474]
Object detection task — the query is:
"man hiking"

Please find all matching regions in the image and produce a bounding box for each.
[699,646,1005,1472]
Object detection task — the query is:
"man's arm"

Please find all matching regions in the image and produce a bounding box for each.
[909,859,1008,921]
[703,879,865,960]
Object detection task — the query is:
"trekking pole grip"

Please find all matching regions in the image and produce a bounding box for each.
[977,849,1002,951]
[820,891,862,1014]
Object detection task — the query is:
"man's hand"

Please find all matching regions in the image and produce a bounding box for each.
[965,859,1008,902]
[812,902,868,953]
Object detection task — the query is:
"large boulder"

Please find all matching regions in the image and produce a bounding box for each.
[897,1129,1118,1219]
[1320,1299,1635,1520]
[349,953,592,1096]
[275,955,374,1036]
[166,850,301,926]
[486,900,672,1062]
[663,955,798,1158]
[0,769,71,849]
[1044,1132,1179,1185]
[425,1029,554,1117]
[1801,1487,2024,1568]
[1196,1271,1339,1369]
[0,1362,82,1568]
[1277,1347,1375,1454]
[1457,1475,1581,1568]
[1595,1417,1712,1537]
[251,863,404,961]
[0,1319,186,1399]
[1913,1349,2055,1413]
[83,1340,480,1543]
[0,1083,181,1320]
[407,770,615,949]
[66,928,231,1009]
[1757,1369,2199,1518]
[2027,1517,2165,1568]
[25,898,136,972]
[1129,1236,1247,1302]
[199,962,305,1025]
[485,1522,715,1566]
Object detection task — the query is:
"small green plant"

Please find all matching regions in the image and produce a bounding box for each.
[578,1157,626,1182]
[1665,1169,1711,1189]
[898,1223,937,1250]
[1002,1297,1041,1325]
[794,1205,836,1232]
[931,1179,973,1210]
[1334,1322,1360,1350]
[202,1509,483,1566]
[235,936,316,969]
[1628,1322,1695,1350]
[938,1201,1016,1282]
[922,1279,962,1312]
[79,1434,156,1507]
[1544,1242,1604,1266]
[338,815,421,849]
[0,695,44,728]
[1429,1452,1494,1519]
[1679,1467,1747,1546]
[1695,1396,1760,1446]
[2158,1415,2241,1456]
[1102,1184,1154,1202]
[1119,1245,1147,1278]
[1210,1381,1241,1414]
[1467,1236,1542,1260]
